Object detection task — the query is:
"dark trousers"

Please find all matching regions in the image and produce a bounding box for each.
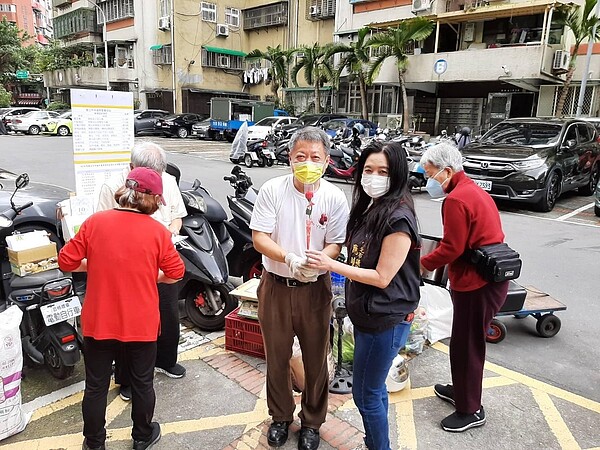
[82,338,157,447]
[115,283,180,385]
[450,281,509,414]
[258,271,332,429]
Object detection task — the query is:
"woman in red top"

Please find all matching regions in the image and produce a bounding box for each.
[58,167,185,450]
[419,143,509,433]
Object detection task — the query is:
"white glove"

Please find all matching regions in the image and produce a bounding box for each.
[285,253,318,282]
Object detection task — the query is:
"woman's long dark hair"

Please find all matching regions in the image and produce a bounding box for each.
[346,140,415,248]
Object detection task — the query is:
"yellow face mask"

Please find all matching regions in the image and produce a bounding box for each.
[293,161,325,185]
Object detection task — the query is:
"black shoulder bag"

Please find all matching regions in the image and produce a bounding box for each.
[469,243,522,282]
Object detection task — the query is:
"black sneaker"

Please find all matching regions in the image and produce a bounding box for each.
[119,385,131,402]
[441,407,486,432]
[434,384,455,406]
[82,439,105,450]
[133,422,161,450]
[155,363,186,379]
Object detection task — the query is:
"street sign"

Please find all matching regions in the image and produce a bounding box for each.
[15,70,29,79]
[433,59,448,75]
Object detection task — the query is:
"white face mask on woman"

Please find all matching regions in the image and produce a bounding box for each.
[361,174,390,199]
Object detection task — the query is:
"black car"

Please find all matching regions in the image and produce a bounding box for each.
[278,113,348,137]
[462,118,600,212]
[154,113,205,138]
[134,109,169,136]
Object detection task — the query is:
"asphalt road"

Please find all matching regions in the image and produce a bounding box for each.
[1,133,599,405]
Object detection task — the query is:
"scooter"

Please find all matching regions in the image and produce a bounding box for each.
[167,164,238,331]
[1,174,82,379]
[244,139,275,168]
[222,166,261,280]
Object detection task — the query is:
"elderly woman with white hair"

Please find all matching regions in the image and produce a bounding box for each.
[419,142,509,433]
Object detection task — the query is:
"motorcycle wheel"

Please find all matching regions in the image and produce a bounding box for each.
[266,158,274,167]
[44,345,75,380]
[184,283,237,331]
[241,250,263,281]
[244,154,253,168]
[257,156,266,167]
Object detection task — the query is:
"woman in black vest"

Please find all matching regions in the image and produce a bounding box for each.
[307,141,421,450]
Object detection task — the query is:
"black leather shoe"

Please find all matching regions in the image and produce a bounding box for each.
[298,427,320,450]
[267,421,291,447]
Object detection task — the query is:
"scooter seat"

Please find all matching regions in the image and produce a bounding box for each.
[10,269,64,289]
[330,147,344,158]
[340,145,356,157]
[202,194,228,223]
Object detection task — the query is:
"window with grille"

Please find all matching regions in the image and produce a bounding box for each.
[225,7,240,27]
[243,2,288,30]
[159,0,171,18]
[0,4,16,12]
[96,0,134,24]
[201,49,244,70]
[201,2,217,22]
[152,45,172,65]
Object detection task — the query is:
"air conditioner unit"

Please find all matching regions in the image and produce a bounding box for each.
[216,24,229,37]
[386,114,403,130]
[158,16,170,30]
[552,49,570,73]
[218,55,230,68]
[411,0,431,12]
[309,5,321,16]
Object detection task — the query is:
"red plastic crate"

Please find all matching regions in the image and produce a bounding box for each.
[225,307,265,359]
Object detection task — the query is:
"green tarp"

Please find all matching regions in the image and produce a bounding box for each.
[203,46,246,57]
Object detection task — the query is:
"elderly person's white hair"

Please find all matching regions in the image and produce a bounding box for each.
[131,142,167,173]
[420,142,464,172]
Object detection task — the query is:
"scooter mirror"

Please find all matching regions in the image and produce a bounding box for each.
[15,173,29,190]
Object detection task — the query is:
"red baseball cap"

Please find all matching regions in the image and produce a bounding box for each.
[125,167,166,205]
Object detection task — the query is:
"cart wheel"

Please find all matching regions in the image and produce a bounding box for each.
[536,314,561,338]
[486,319,507,344]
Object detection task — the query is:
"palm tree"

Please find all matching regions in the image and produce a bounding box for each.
[367,18,434,132]
[290,43,335,114]
[245,45,292,105]
[555,0,600,116]
[328,27,372,120]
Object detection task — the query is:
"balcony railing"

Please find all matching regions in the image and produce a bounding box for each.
[52,0,72,7]
[53,8,99,39]
[243,2,288,30]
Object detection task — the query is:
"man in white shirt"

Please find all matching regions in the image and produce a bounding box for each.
[251,127,349,450]
[96,142,187,401]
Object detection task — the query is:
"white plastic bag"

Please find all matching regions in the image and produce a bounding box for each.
[229,121,249,160]
[0,305,29,441]
[419,283,453,343]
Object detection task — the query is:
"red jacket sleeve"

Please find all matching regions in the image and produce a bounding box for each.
[421,197,470,271]
[58,219,89,272]
[159,233,185,280]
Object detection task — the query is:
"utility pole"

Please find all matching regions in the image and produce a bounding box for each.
[89,1,110,90]
[171,0,177,113]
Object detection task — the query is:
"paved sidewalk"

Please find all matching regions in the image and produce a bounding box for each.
[2,337,600,450]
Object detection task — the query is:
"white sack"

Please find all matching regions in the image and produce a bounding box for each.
[419,283,453,343]
[0,305,30,441]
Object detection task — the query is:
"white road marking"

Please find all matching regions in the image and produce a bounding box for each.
[22,380,85,414]
[555,203,594,221]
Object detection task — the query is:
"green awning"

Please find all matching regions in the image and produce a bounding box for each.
[203,46,246,57]
[150,44,163,50]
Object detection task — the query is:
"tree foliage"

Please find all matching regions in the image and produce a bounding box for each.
[0,85,12,107]
[246,45,292,105]
[367,18,434,132]
[0,17,30,83]
[291,43,335,114]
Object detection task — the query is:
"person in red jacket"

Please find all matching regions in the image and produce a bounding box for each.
[419,143,509,433]
[58,167,185,450]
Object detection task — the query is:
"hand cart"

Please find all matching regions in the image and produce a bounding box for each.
[420,234,566,345]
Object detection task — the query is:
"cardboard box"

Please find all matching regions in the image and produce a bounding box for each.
[8,243,58,277]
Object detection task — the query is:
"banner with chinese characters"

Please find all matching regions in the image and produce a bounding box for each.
[71,89,134,198]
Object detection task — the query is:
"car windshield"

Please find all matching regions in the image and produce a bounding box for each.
[295,116,319,126]
[481,123,562,146]
[254,117,278,126]
[59,111,71,118]
[22,111,38,118]
[163,115,178,120]
[324,120,348,130]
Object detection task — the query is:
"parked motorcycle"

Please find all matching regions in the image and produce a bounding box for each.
[244,139,275,168]
[1,174,82,379]
[168,164,238,331]
[222,166,262,280]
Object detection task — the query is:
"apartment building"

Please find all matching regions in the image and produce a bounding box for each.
[0,0,53,45]
[333,0,600,134]
[45,0,335,113]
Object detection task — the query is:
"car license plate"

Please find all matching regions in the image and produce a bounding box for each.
[40,296,82,326]
[474,179,492,191]
[263,150,274,158]
[191,131,197,135]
